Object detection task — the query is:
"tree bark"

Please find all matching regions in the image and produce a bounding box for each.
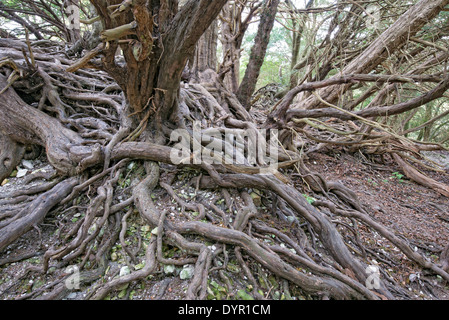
[0,177,78,253]
[0,132,24,182]
[0,75,96,176]
[219,2,259,93]
[287,0,313,89]
[236,0,280,109]
[191,19,218,76]
[89,0,228,129]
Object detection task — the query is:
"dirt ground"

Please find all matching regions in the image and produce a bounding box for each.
[0,148,448,300]
[306,148,449,299]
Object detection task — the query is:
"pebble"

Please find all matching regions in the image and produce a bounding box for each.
[16,169,28,178]
[164,265,175,274]
[120,266,130,277]
[21,160,34,170]
[67,292,77,299]
[179,265,194,280]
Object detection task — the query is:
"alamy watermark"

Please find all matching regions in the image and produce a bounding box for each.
[169,122,279,174]
[365,264,381,290]
[65,4,80,30]
[65,264,80,290]
[365,4,381,30]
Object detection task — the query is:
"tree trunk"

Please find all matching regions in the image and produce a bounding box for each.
[191,19,218,76]
[0,132,24,182]
[287,0,313,89]
[236,0,280,110]
[89,0,228,131]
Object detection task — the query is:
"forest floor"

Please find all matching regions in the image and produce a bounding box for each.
[0,144,448,300]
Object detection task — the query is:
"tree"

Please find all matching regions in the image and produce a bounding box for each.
[1,0,449,301]
[236,0,280,109]
[279,0,314,89]
[218,0,262,93]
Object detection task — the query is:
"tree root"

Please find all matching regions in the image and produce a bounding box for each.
[0,177,79,252]
[0,44,448,301]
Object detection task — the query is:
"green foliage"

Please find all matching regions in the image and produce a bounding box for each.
[391,171,405,183]
[302,194,316,204]
[240,25,291,88]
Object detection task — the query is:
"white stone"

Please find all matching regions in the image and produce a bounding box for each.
[16,169,28,178]
[120,266,131,277]
[21,160,34,170]
[164,264,175,274]
[180,265,194,280]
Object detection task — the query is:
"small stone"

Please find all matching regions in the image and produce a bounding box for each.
[88,223,97,235]
[111,252,118,261]
[127,162,135,170]
[67,292,77,299]
[163,264,175,274]
[287,216,296,224]
[179,265,194,280]
[21,160,34,170]
[16,169,28,178]
[120,266,131,277]
[250,192,261,206]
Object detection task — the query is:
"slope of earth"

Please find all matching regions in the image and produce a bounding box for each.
[305,147,449,299]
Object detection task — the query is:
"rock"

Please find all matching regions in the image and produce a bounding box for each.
[118,266,131,290]
[67,292,77,299]
[127,162,135,170]
[179,265,194,280]
[287,216,296,224]
[120,266,130,277]
[16,168,28,178]
[409,273,418,282]
[111,252,118,261]
[163,264,175,274]
[250,192,261,207]
[88,223,97,235]
[21,160,34,170]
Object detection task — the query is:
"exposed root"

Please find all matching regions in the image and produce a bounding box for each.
[0,40,448,301]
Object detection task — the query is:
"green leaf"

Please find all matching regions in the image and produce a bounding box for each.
[302,194,316,204]
[134,261,145,270]
[118,288,127,299]
[237,289,254,300]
